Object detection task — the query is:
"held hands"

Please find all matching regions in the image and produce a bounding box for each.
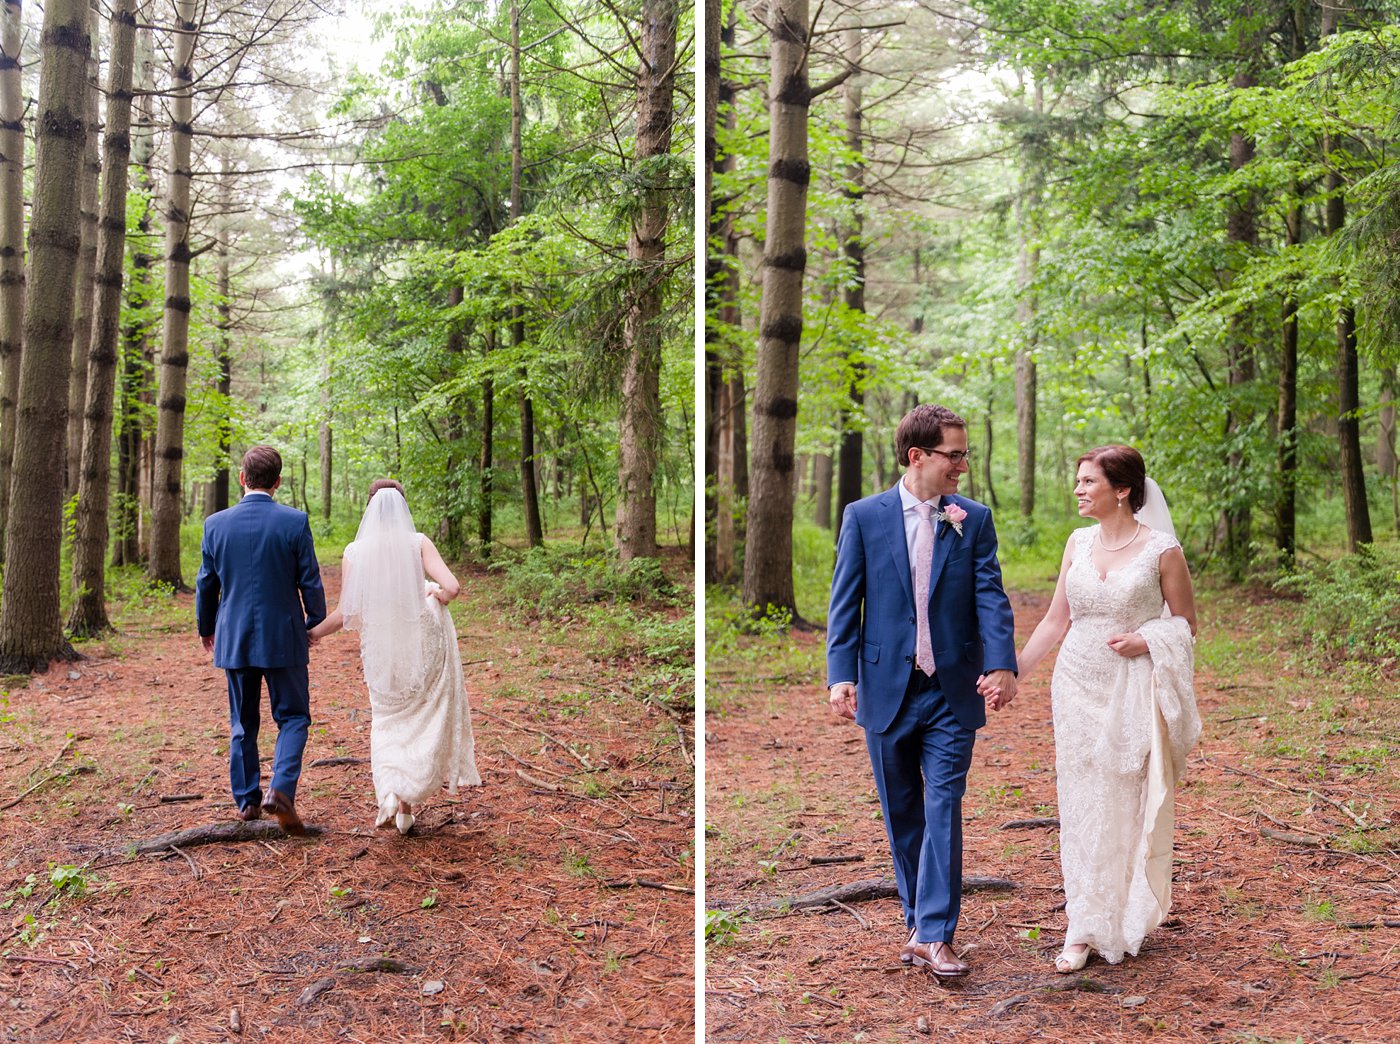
[829,682,857,721]
[1106,632,1148,658]
[977,669,1018,712]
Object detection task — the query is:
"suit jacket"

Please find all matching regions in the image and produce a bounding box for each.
[826,485,1017,733]
[195,493,327,670]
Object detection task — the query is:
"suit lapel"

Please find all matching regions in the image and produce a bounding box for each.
[926,495,955,602]
[879,484,915,612]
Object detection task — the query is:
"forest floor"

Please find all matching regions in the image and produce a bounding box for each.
[0,551,695,1043]
[705,584,1400,1043]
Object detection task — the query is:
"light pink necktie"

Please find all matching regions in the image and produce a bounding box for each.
[914,501,936,676]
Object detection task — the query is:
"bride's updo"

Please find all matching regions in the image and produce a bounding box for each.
[367,478,405,504]
[1077,445,1146,512]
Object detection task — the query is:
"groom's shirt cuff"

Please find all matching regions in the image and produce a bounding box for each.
[829,681,855,690]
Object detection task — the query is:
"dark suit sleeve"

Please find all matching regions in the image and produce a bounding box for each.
[826,504,866,688]
[296,516,327,630]
[972,508,1017,673]
[194,522,220,637]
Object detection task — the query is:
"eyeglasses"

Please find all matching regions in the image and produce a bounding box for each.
[921,447,973,465]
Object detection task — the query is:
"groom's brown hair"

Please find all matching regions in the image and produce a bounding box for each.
[895,404,966,467]
[241,446,282,490]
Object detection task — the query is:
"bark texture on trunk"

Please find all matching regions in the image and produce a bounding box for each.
[615,0,677,563]
[0,0,89,672]
[113,27,154,568]
[207,158,232,517]
[478,326,494,556]
[67,0,136,637]
[742,0,811,619]
[0,0,24,565]
[509,2,540,545]
[835,26,864,543]
[66,8,100,504]
[1014,81,1042,519]
[148,0,197,587]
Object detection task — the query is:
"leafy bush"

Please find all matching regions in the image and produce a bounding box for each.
[493,546,679,618]
[1275,544,1400,665]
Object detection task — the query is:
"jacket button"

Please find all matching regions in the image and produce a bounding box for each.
[904,655,913,663]
[909,616,915,625]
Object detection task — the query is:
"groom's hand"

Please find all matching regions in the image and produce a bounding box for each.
[982,669,1017,711]
[200,634,214,654]
[828,683,857,721]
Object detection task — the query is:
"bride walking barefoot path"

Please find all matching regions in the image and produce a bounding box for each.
[706,586,1398,1042]
[0,554,695,1042]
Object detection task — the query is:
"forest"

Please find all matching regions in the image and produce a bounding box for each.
[0,1,696,1039]
[704,0,1400,638]
[0,0,694,672]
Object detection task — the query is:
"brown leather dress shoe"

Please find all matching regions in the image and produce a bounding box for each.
[261,788,305,836]
[907,941,970,978]
[237,803,262,822]
[900,926,917,964]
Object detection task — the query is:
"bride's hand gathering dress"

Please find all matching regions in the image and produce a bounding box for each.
[1052,525,1200,963]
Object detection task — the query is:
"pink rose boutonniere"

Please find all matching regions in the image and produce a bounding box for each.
[936,502,967,537]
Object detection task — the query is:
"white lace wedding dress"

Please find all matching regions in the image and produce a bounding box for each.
[1052,525,1200,963]
[347,535,482,827]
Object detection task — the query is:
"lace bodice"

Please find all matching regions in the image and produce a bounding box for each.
[1064,525,1178,632]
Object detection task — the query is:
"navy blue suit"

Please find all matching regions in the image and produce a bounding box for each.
[827,485,1016,944]
[195,492,326,810]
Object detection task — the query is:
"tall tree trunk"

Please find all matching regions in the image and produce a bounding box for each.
[812,451,832,528]
[616,0,677,564]
[1321,3,1371,551]
[835,25,864,543]
[113,28,154,567]
[0,0,89,672]
[743,0,813,619]
[1014,78,1042,519]
[1220,65,1258,579]
[0,0,24,565]
[148,0,197,588]
[509,1,543,548]
[707,0,741,584]
[66,6,100,505]
[1378,364,1396,536]
[68,0,136,637]
[441,284,465,554]
[478,325,495,556]
[703,0,721,580]
[1275,220,1300,567]
[207,157,232,517]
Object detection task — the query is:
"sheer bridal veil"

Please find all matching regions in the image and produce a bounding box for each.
[1136,477,1177,540]
[340,487,427,695]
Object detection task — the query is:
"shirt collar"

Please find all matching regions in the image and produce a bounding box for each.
[898,478,940,512]
[242,491,273,499]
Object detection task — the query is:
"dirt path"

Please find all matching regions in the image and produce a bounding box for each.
[705,589,1399,1043]
[0,562,694,1042]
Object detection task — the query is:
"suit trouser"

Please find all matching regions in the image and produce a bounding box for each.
[226,665,310,808]
[865,669,976,944]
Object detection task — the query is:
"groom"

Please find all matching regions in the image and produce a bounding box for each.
[827,404,1017,977]
[195,445,326,835]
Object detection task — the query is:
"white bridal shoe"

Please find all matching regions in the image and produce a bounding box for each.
[1055,945,1090,974]
[395,811,415,834]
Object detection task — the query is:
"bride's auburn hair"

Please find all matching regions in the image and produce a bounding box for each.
[1077,445,1147,512]
[367,478,406,503]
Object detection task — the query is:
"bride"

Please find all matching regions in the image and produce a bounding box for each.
[1010,445,1200,972]
[309,479,481,834]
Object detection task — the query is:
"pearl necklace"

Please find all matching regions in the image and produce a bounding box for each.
[1097,521,1141,552]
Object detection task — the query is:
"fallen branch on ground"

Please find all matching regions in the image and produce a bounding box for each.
[1002,818,1059,830]
[717,874,1014,914]
[0,764,96,811]
[309,757,368,768]
[107,820,325,856]
[603,878,694,894]
[158,793,203,803]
